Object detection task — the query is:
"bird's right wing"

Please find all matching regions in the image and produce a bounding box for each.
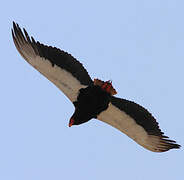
[97,96,180,152]
[12,22,93,102]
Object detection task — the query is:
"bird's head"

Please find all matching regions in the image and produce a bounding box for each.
[69,108,93,127]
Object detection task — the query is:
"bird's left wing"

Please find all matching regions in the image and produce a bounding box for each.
[12,22,93,102]
[97,96,180,152]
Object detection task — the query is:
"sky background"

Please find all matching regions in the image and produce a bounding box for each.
[1,0,184,179]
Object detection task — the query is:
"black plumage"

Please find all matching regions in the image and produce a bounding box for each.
[12,22,180,152]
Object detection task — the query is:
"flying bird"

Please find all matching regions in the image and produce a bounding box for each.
[12,22,180,152]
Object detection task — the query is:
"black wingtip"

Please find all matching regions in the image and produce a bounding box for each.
[13,21,17,29]
[167,143,181,151]
[31,36,36,44]
[11,28,14,36]
[161,136,181,151]
[174,143,181,149]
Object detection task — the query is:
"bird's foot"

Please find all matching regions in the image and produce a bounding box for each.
[93,79,117,95]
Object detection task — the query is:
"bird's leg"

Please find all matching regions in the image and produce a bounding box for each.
[93,79,117,95]
[105,81,113,93]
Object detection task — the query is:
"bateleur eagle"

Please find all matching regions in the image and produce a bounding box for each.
[12,22,180,152]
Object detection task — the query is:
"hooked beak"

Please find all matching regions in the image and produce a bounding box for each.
[69,118,74,127]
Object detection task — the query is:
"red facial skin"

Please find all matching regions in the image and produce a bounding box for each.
[69,118,74,127]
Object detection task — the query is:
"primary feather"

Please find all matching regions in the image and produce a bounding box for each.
[12,22,180,152]
[12,22,92,102]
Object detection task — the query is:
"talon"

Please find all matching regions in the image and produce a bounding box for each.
[101,82,108,89]
[93,79,117,95]
[106,83,112,93]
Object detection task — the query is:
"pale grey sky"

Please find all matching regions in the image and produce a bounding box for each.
[1,0,183,179]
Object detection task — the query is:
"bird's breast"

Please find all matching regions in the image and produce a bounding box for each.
[72,85,111,125]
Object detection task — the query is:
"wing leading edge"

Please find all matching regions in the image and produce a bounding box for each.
[12,22,180,152]
[12,22,93,102]
[98,96,180,152]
